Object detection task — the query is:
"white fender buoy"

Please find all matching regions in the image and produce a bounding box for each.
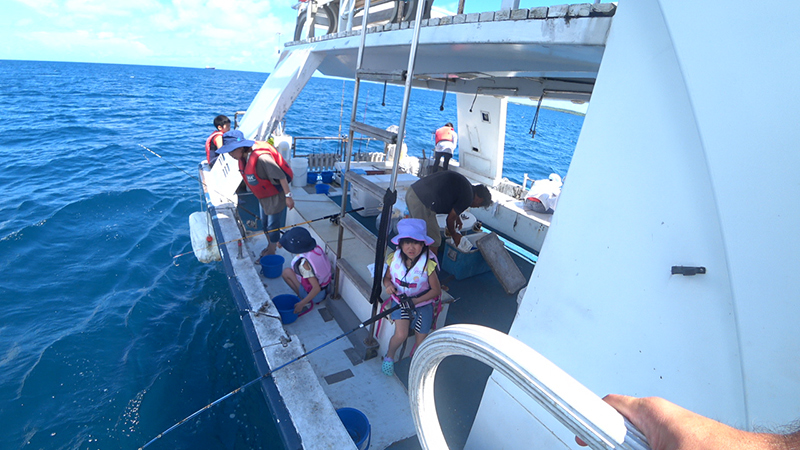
[189,211,222,263]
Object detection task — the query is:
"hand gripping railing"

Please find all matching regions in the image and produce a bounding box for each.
[408,324,651,450]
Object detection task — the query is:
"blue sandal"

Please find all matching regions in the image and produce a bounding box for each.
[382,357,394,376]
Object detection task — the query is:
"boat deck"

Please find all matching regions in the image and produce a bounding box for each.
[233,178,533,448]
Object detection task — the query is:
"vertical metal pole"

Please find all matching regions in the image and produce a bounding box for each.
[334,0,373,298]
[389,0,426,193]
[363,0,427,343]
[345,0,357,31]
[304,0,317,38]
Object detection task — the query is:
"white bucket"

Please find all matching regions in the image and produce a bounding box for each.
[291,157,308,187]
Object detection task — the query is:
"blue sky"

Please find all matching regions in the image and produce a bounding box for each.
[2,0,559,72]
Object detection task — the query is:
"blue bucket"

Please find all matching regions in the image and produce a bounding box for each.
[272,294,300,324]
[260,254,284,278]
[320,171,334,183]
[336,408,370,450]
[307,172,319,184]
[316,184,330,195]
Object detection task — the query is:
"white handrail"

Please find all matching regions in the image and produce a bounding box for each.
[408,324,651,450]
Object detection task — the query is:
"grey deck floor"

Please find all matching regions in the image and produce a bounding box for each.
[238,185,534,449]
[388,248,534,450]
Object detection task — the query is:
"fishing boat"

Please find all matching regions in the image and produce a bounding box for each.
[184,0,800,448]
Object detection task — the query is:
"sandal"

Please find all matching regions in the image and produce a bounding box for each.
[382,357,395,376]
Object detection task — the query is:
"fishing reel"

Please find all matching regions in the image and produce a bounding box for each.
[395,293,416,312]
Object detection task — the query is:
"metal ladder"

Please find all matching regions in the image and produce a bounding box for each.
[333,0,428,357]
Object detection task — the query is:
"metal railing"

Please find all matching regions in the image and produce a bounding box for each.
[409,324,651,450]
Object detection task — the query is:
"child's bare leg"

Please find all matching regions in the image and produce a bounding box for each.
[281,268,300,295]
[414,332,428,350]
[386,319,409,361]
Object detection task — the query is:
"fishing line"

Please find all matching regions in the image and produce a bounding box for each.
[138,144,259,219]
[139,301,404,449]
[171,207,365,259]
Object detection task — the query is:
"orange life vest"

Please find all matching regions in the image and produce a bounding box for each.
[434,126,454,144]
[238,144,294,199]
[205,130,224,164]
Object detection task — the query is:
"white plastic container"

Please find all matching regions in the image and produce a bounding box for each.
[291,157,308,187]
[273,135,292,161]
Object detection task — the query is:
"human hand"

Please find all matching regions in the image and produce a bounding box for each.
[384,284,396,296]
[293,300,308,314]
[286,197,295,210]
[579,395,788,450]
[397,294,416,312]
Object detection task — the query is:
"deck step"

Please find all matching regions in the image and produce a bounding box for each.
[341,214,378,252]
[476,232,527,295]
[350,121,397,144]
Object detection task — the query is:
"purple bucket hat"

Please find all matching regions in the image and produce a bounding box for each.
[391,218,434,246]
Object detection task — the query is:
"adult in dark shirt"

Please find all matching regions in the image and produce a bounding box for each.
[405,171,492,255]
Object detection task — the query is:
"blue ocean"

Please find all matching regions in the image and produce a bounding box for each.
[0,60,581,450]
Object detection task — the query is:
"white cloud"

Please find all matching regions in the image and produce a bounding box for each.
[6,0,298,70]
[11,0,60,17]
[26,29,154,58]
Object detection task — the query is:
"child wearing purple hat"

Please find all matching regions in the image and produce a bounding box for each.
[381,218,442,376]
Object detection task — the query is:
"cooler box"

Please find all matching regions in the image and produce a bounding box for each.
[351,185,382,216]
[441,235,491,280]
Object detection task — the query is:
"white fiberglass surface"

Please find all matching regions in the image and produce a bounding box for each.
[469,0,800,448]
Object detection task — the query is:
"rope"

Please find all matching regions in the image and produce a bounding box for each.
[528,93,545,138]
[439,76,449,111]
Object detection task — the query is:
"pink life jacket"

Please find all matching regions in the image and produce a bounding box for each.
[387,248,438,307]
[292,246,332,293]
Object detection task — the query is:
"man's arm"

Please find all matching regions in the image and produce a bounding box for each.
[279,178,294,210]
[593,395,800,450]
[446,209,462,246]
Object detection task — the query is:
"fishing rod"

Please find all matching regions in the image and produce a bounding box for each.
[140,298,409,449]
[138,144,259,219]
[171,207,365,259]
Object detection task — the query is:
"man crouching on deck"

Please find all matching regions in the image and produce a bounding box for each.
[216,130,294,256]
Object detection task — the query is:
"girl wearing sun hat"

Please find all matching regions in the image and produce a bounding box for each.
[381,218,442,376]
